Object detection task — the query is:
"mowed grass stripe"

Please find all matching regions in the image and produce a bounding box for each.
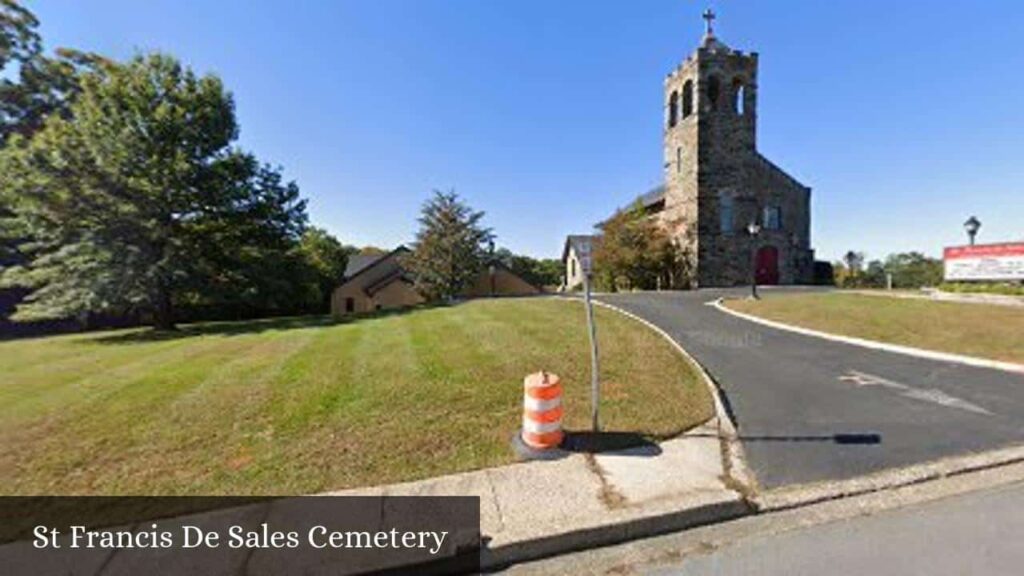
[1,299,712,495]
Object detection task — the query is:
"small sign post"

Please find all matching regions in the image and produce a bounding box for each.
[577,239,601,432]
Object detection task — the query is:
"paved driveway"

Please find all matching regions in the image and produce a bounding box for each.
[597,289,1024,489]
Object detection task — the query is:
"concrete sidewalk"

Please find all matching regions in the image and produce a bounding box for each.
[327,419,752,569]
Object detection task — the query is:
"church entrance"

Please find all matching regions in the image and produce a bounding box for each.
[755,246,779,285]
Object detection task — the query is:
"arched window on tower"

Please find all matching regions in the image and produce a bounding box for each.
[733,77,745,115]
[706,75,721,111]
[682,80,694,118]
[668,91,679,128]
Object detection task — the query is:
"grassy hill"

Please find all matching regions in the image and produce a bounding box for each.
[0,298,711,495]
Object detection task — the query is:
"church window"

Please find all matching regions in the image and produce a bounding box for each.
[764,206,782,230]
[676,147,682,173]
[682,80,694,118]
[733,77,745,115]
[719,194,734,233]
[668,91,679,127]
[707,75,721,111]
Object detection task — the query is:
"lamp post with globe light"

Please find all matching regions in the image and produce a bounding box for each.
[964,216,981,246]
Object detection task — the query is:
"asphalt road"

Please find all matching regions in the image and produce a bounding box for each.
[597,288,1024,488]
[510,476,1024,576]
[666,481,1024,576]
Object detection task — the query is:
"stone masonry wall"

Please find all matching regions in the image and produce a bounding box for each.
[661,40,813,287]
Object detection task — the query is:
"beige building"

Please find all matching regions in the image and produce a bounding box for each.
[463,263,542,298]
[561,235,599,291]
[331,248,541,317]
[331,247,424,316]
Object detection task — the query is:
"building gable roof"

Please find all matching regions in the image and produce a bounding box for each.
[343,254,386,279]
[340,246,410,286]
[562,234,600,263]
[596,184,666,228]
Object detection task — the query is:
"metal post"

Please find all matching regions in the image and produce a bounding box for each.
[750,247,759,300]
[582,271,600,432]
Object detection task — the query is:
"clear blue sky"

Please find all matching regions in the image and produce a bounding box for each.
[32,1,1024,261]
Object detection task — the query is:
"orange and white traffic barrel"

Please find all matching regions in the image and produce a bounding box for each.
[520,371,564,449]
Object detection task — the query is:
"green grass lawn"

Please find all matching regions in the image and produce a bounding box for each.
[0,298,711,496]
[727,292,1024,364]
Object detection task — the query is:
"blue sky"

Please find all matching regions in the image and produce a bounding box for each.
[31,1,1024,261]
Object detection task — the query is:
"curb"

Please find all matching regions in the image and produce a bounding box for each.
[480,497,751,570]
[758,443,1024,512]
[712,298,1024,375]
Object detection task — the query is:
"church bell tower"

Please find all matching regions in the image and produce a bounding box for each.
[661,9,765,285]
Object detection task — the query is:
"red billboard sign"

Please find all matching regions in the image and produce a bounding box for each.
[944,242,1024,281]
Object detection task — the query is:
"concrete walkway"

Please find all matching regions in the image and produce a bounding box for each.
[327,420,750,568]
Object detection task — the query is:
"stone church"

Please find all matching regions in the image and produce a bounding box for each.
[564,12,814,289]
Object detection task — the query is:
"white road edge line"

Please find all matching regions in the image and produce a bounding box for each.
[712,298,1024,376]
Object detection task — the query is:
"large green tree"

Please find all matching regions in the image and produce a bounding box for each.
[293,226,352,312]
[593,202,680,291]
[405,190,493,301]
[1,1,107,143]
[0,53,308,329]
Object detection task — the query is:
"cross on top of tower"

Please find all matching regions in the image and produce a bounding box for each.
[702,8,716,38]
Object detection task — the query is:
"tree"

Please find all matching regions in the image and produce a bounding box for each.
[294,227,351,311]
[492,249,562,289]
[884,252,943,288]
[405,190,493,300]
[0,53,308,329]
[0,0,40,80]
[593,202,679,291]
[843,251,865,276]
[1,2,112,330]
[1,1,108,143]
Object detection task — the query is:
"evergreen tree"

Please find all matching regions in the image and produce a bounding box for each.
[405,190,493,300]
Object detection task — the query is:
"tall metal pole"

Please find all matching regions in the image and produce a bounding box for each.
[582,271,600,432]
[750,245,759,299]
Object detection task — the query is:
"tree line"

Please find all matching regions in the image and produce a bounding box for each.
[0,1,557,332]
[834,250,944,289]
[0,1,345,330]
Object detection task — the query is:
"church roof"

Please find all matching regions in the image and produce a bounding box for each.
[637,185,666,208]
[562,234,600,263]
[344,254,385,279]
[700,34,732,54]
[596,185,666,228]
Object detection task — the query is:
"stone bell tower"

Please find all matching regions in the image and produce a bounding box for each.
[660,9,812,287]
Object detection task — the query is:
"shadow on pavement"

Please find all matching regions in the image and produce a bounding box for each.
[738,433,882,445]
[561,431,664,456]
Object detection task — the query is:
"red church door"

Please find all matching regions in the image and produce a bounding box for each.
[755,246,779,285]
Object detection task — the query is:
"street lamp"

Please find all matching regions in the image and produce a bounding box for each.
[964,216,981,246]
[747,221,762,299]
[487,240,496,296]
